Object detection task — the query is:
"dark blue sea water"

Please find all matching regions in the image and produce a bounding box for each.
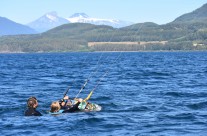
[0,52,207,136]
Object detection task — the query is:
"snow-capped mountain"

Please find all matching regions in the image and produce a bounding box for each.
[27,12,69,32]
[69,13,89,18]
[67,13,133,28]
[27,12,133,32]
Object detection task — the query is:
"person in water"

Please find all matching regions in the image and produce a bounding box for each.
[59,96,73,110]
[49,94,98,115]
[50,96,83,114]
[24,97,42,116]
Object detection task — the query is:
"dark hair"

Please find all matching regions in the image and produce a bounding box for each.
[27,97,37,108]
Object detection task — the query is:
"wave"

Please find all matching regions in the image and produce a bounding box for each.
[164,92,207,98]
[186,101,207,110]
[159,112,196,120]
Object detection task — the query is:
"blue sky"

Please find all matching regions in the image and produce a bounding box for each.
[0,0,207,24]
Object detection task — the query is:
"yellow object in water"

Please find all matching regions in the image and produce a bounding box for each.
[84,91,93,102]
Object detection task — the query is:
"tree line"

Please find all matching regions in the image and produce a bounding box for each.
[0,22,207,52]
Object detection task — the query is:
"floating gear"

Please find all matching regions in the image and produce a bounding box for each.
[48,110,64,115]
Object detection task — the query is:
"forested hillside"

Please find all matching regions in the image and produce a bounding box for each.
[0,3,207,52]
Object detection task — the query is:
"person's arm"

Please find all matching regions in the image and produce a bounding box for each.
[60,96,73,107]
[62,98,83,113]
[63,102,80,113]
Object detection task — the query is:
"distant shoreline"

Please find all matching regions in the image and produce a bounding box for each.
[1,50,207,54]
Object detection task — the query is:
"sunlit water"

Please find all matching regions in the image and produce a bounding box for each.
[0,52,207,136]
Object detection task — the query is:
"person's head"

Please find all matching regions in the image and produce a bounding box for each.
[50,101,61,113]
[27,97,38,108]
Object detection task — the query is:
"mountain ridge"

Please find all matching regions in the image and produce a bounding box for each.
[0,3,207,52]
[27,12,69,32]
[26,12,133,32]
[66,13,133,28]
[0,17,36,36]
[173,3,207,23]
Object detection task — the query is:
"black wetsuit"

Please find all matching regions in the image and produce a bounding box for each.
[62,102,80,113]
[24,108,42,116]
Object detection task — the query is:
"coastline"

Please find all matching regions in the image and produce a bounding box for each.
[1,50,207,54]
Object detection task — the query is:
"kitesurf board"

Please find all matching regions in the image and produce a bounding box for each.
[78,101,102,112]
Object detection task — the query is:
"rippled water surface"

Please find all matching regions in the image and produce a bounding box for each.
[0,52,207,136]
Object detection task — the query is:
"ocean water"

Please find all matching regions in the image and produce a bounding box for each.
[0,52,207,136]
